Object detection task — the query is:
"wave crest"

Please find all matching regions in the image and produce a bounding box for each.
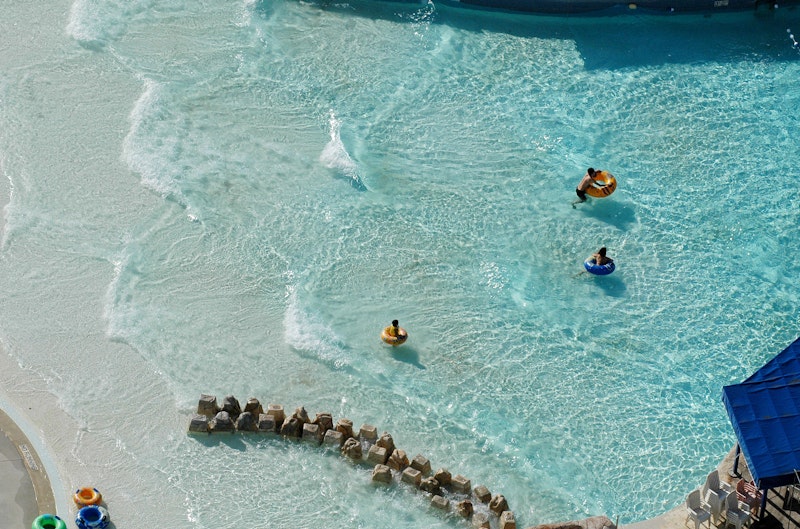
[320,111,367,192]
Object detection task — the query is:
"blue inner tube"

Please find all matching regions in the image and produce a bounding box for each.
[76,506,110,529]
[584,258,615,276]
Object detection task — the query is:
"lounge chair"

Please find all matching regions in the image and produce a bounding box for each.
[736,479,761,517]
[724,487,751,529]
[686,489,712,529]
[702,469,732,524]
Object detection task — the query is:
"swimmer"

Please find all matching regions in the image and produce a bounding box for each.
[572,167,606,208]
[382,319,408,346]
[592,247,613,265]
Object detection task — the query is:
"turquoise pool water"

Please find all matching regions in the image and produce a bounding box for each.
[1,1,799,527]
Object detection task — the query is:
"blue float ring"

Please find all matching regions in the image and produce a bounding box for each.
[75,505,110,529]
[584,258,615,275]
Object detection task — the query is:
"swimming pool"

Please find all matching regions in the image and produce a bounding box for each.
[0,1,799,527]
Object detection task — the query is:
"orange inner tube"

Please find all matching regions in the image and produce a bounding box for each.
[73,487,102,506]
[381,327,408,346]
[585,171,617,198]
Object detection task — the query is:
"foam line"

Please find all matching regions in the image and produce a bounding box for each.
[320,111,368,192]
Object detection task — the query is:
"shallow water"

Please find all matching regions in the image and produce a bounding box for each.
[1,1,800,527]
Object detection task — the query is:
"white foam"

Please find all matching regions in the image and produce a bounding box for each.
[66,0,115,47]
[0,147,13,251]
[66,0,101,45]
[236,0,257,28]
[284,286,351,370]
[103,254,129,341]
[122,78,183,201]
[66,0,153,47]
[320,111,367,190]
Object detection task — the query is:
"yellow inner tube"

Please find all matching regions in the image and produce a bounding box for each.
[73,487,102,507]
[381,327,408,346]
[586,171,617,198]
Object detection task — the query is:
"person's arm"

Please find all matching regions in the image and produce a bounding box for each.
[591,176,606,188]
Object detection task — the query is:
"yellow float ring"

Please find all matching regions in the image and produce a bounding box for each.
[73,487,102,507]
[381,327,408,346]
[585,171,617,198]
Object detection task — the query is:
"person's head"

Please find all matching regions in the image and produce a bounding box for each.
[598,247,607,257]
[392,319,399,327]
[587,167,595,176]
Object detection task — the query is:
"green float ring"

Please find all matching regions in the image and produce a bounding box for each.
[32,514,67,529]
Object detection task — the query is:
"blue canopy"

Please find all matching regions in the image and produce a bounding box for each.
[722,337,800,490]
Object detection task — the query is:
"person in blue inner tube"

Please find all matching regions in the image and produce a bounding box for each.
[592,247,613,266]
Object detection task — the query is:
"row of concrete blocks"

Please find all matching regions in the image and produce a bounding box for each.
[188,394,517,529]
[371,463,516,529]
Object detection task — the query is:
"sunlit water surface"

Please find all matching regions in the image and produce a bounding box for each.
[1,0,799,527]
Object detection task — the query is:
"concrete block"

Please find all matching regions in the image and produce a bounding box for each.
[434,468,451,486]
[342,437,362,460]
[372,464,392,484]
[209,411,234,433]
[472,512,490,528]
[401,467,422,487]
[359,423,378,442]
[431,495,450,510]
[188,414,209,434]
[323,429,344,448]
[452,474,471,493]
[243,397,263,416]
[197,394,219,418]
[473,484,491,503]
[302,423,321,444]
[336,418,354,438]
[387,449,409,471]
[257,414,276,433]
[456,499,474,518]
[410,454,431,475]
[500,510,516,529]
[367,444,387,465]
[266,404,285,425]
[489,494,508,515]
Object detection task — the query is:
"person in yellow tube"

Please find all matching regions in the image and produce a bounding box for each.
[381,319,408,346]
[573,167,608,207]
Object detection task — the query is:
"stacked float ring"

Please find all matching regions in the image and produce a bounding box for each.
[381,327,408,346]
[584,258,616,276]
[32,514,67,529]
[75,505,110,529]
[73,487,102,507]
[586,171,617,198]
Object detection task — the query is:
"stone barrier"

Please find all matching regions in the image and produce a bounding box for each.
[188,394,613,529]
[529,515,616,529]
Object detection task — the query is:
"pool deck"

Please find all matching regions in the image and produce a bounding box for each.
[0,406,56,528]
